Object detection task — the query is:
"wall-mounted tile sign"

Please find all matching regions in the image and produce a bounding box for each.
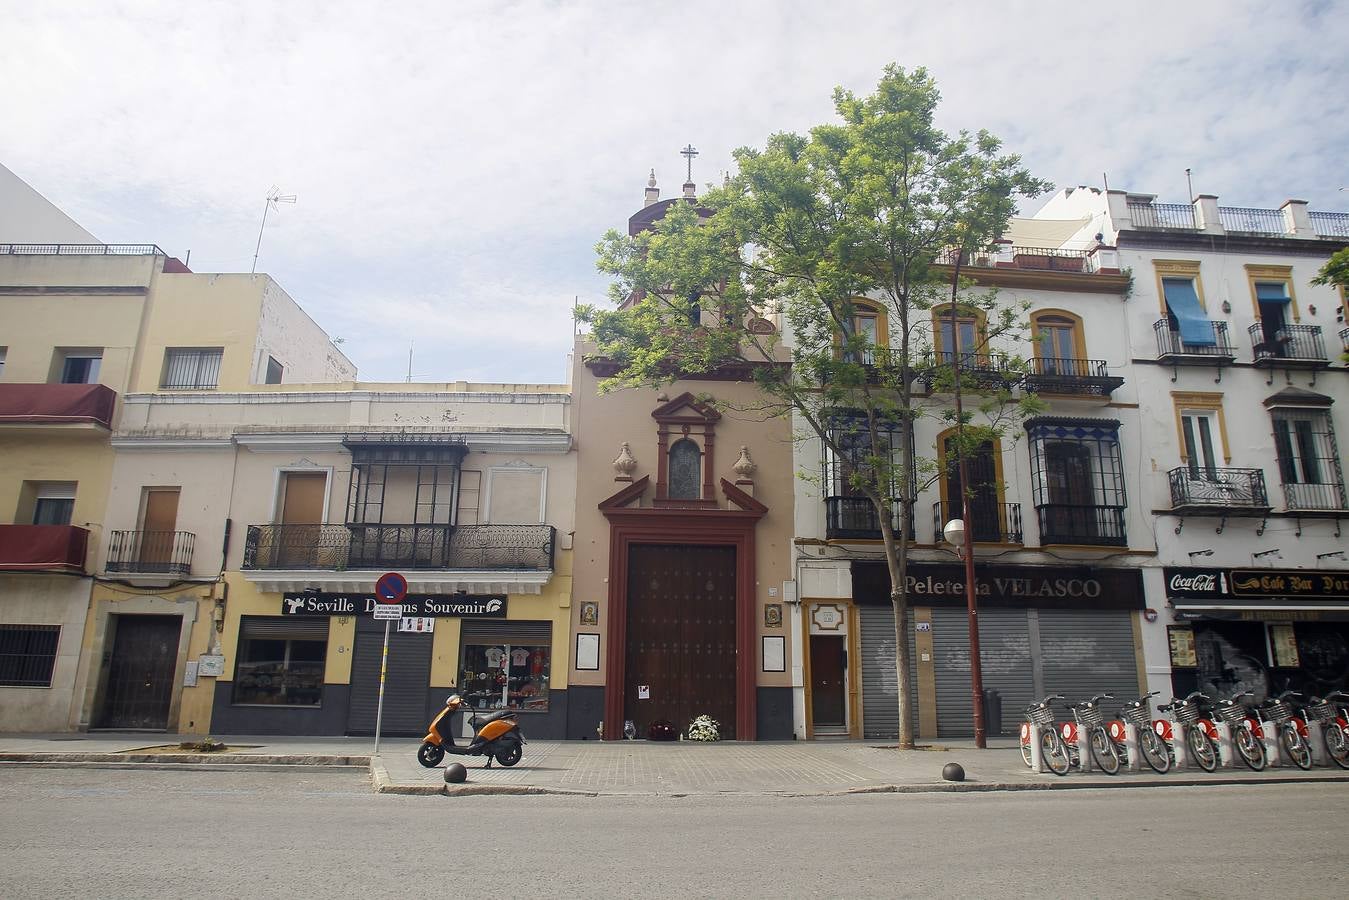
[575,633,600,671]
[762,636,786,672]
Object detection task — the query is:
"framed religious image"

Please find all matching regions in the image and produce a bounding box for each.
[575,633,600,671]
[1167,625,1197,668]
[764,603,783,628]
[579,601,599,627]
[762,636,785,673]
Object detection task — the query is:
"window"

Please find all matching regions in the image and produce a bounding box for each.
[457,621,552,712]
[1025,418,1127,546]
[232,616,327,706]
[668,439,701,499]
[1271,408,1346,510]
[265,356,284,385]
[1246,264,1299,323]
[1171,392,1230,479]
[940,432,1009,543]
[0,347,7,378]
[161,348,223,389]
[31,483,76,525]
[56,349,102,384]
[0,625,60,687]
[822,410,902,538]
[932,304,986,367]
[842,299,886,364]
[1031,311,1084,375]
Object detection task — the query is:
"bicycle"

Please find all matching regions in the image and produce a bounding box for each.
[1212,692,1267,771]
[1258,690,1313,770]
[1157,691,1219,772]
[1064,694,1121,775]
[1021,694,1071,776]
[1309,690,1349,770]
[1108,691,1170,774]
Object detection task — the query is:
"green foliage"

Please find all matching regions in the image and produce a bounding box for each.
[1312,247,1349,290]
[581,65,1050,746]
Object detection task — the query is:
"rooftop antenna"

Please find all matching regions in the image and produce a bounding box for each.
[1185,168,1194,203]
[251,186,296,274]
[407,340,414,383]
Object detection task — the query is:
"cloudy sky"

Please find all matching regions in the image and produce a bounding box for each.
[5,1,1346,384]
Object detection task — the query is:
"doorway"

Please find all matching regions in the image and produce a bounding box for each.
[944,437,1001,543]
[809,635,847,731]
[278,471,327,567]
[138,488,180,571]
[95,615,182,730]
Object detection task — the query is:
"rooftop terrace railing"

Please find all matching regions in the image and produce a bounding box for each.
[1127,202,1197,229]
[0,243,167,257]
[1219,206,1285,234]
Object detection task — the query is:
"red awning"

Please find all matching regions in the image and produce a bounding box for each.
[0,383,116,428]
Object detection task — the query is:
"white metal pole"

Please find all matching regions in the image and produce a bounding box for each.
[374,619,391,756]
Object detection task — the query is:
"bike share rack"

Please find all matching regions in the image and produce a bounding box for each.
[1107,720,1144,773]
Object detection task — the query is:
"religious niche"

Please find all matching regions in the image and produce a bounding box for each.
[650,392,721,508]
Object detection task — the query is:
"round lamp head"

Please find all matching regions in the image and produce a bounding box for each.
[942,518,966,547]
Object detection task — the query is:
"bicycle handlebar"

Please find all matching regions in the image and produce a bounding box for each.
[1274,690,1304,701]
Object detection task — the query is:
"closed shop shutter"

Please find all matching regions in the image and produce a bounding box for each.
[858,605,918,739]
[933,608,1034,738]
[460,620,552,645]
[1038,609,1139,708]
[347,617,432,736]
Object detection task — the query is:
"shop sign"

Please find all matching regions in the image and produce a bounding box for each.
[1164,567,1349,601]
[282,592,508,618]
[852,562,1144,609]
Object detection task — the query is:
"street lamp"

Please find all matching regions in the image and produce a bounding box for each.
[942,514,986,747]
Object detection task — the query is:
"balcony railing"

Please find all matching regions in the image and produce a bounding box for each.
[1310,211,1349,238]
[0,243,166,256]
[1154,320,1235,361]
[824,497,903,541]
[1281,482,1349,512]
[931,501,1022,544]
[0,525,88,574]
[938,245,1093,273]
[1248,323,1327,365]
[105,530,195,576]
[242,523,556,571]
[1219,206,1285,234]
[0,383,117,429]
[1168,468,1271,513]
[1023,357,1123,398]
[1034,505,1127,547]
[1128,203,1196,230]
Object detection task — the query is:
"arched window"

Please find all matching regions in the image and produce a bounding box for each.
[668,439,702,499]
[1030,311,1084,376]
[932,304,988,367]
[840,299,888,364]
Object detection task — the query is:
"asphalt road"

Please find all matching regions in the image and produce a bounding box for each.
[2,767,1346,898]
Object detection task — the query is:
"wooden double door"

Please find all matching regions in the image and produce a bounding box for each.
[625,545,737,739]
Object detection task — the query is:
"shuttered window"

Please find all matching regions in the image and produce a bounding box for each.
[161,348,223,389]
[232,616,327,706]
[0,624,60,687]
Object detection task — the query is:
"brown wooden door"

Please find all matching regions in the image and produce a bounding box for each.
[139,488,180,569]
[810,634,847,728]
[279,472,326,566]
[96,615,181,730]
[625,545,737,739]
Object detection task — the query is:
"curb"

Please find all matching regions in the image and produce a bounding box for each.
[0,752,369,767]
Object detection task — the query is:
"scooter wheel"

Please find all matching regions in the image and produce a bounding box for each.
[417,742,445,768]
[494,741,522,767]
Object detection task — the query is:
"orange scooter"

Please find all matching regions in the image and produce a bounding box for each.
[416,694,525,768]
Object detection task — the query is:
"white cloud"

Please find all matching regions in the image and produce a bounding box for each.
[4,1,1347,382]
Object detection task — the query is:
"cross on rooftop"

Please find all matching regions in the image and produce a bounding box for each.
[680,144,699,182]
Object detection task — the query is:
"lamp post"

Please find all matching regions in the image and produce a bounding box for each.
[945,242,987,749]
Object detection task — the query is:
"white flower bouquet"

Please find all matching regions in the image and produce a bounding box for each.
[687,714,721,742]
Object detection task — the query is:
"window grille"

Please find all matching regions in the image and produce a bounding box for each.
[161,348,223,389]
[1025,417,1127,545]
[1271,409,1347,510]
[0,624,60,687]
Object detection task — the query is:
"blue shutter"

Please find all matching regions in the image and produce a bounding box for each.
[1162,278,1216,346]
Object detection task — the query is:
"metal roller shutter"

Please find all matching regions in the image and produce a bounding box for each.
[1038,610,1139,712]
[347,617,433,736]
[859,605,918,739]
[461,620,552,645]
[933,608,1034,738]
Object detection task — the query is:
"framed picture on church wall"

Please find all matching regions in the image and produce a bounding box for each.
[764,604,782,628]
[579,601,599,626]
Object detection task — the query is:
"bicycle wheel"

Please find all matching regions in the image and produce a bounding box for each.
[1282,725,1313,770]
[1187,725,1219,772]
[1089,727,1121,774]
[1324,723,1349,770]
[1041,729,1070,776]
[1139,727,1171,774]
[1235,724,1267,771]
[1020,741,1033,768]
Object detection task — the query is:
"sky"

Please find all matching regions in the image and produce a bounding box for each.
[4,1,1347,384]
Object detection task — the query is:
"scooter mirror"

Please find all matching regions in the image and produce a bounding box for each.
[447,694,461,707]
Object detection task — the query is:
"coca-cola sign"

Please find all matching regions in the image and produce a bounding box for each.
[1165,567,1349,601]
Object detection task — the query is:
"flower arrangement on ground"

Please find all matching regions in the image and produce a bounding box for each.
[687,714,720,742]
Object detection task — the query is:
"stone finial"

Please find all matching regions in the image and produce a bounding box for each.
[732,445,756,484]
[613,442,637,481]
[644,170,660,207]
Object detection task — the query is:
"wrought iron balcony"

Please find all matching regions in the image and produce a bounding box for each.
[1168,468,1271,515]
[1154,320,1236,363]
[1249,323,1327,367]
[916,350,1019,392]
[0,525,88,574]
[1022,357,1123,399]
[105,530,196,576]
[1281,482,1349,512]
[931,501,1022,544]
[1034,505,1127,547]
[824,497,900,540]
[242,523,556,571]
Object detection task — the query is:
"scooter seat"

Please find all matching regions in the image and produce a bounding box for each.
[476,710,517,725]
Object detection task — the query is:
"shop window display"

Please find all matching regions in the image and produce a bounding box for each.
[232,617,327,706]
[459,642,550,712]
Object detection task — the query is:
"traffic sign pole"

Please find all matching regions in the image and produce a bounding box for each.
[371,573,406,758]
[374,618,390,757]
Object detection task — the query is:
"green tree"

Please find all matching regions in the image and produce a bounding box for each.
[580,65,1049,748]
[1311,248,1349,363]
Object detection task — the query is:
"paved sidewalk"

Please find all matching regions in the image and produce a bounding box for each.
[3,733,1347,797]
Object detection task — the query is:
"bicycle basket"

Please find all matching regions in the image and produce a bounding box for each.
[1075,703,1105,728]
[1028,704,1055,728]
[1122,703,1151,728]
[1263,699,1294,725]
[1305,699,1335,724]
[1171,699,1201,725]
[1214,702,1248,726]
